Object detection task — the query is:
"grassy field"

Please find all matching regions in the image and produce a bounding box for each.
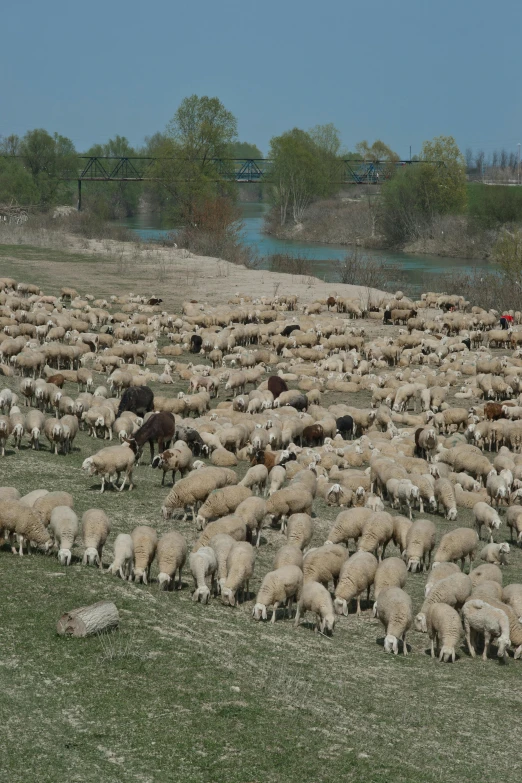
[1,245,522,783]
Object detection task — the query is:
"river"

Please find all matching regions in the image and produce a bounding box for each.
[117,203,492,289]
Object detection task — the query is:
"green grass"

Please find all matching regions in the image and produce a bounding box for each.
[1,252,522,782]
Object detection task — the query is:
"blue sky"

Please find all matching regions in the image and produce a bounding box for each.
[3,0,521,159]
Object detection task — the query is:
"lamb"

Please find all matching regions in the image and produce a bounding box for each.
[294,581,336,636]
[131,525,158,584]
[473,502,501,543]
[425,562,460,595]
[374,587,413,655]
[434,478,458,520]
[285,513,313,550]
[209,534,237,593]
[49,506,79,565]
[106,533,134,580]
[426,603,463,662]
[415,572,472,632]
[252,565,303,622]
[404,519,437,573]
[82,445,135,493]
[480,542,510,566]
[303,544,348,589]
[0,500,52,555]
[414,426,438,460]
[151,441,193,486]
[433,528,479,571]
[334,551,378,616]
[161,466,237,521]
[274,544,304,570]
[373,557,408,600]
[189,546,218,603]
[486,472,509,507]
[357,512,394,561]
[157,531,188,590]
[265,486,314,531]
[81,509,111,568]
[221,541,256,606]
[195,486,252,530]
[239,464,269,496]
[396,479,420,520]
[462,599,511,660]
[192,515,247,552]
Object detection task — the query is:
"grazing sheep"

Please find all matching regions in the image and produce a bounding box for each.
[209,534,237,593]
[462,599,511,661]
[480,542,510,566]
[294,581,336,635]
[326,507,373,549]
[357,512,394,561]
[106,533,134,580]
[82,445,135,493]
[469,563,503,589]
[234,496,267,547]
[274,544,304,570]
[303,544,348,589]
[34,491,74,526]
[161,467,237,521]
[473,502,501,543]
[415,572,472,632]
[267,465,287,495]
[189,546,218,603]
[266,486,314,532]
[373,557,408,600]
[239,464,269,496]
[0,500,52,555]
[25,409,45,450]
[210,447,238,467]
[131,525,158,584]
[427,603,463,662]
[49,506,79,565]
[334,551,378,616]
[252,565,303,623]
[151,442,193,486]
[404,519,437,573]
[375,587,413,655]
[433,527,479,571]
[425,562,461,596]
[193,515,247,552]
[157,531,188,590]
[506,506,522,544]
[502,584,522,622]
[471,596,522,658]
[285,513,313,550]
[195,485,252,530]
[434,478,458,521]
[0,415,14,456]
[221,541,256,606]
[81,509,111,568]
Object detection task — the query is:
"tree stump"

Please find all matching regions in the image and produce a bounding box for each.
[56,601,119,638]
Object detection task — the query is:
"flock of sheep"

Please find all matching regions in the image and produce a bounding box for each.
[2,276,522,662]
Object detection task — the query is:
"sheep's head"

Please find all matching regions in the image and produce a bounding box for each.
[158,572,171,590]
[407,558,421,573]
[447,507,458,522]
[58,548,72,566]
[83,547,99,567]
[134,567,147,585]
[320,614,335,636]
[439,645,456,663]
[221,587,236,607]
[252,603,267,621]
[334,597,348,617]
[497,633,510,659]
[81,457,95,475]
[414,612,427,633]
[384,634,400,655]
[161,505,172,520]
[429,496,437,513]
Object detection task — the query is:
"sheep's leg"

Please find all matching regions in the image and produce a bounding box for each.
[465,622,475,658]
[402,634,408,655]
[483,631,490,661]
[356,596,361,616]
[271,602,279,624]
[100,476,105,494]
[294,604,301,628]
[430,638,435,658]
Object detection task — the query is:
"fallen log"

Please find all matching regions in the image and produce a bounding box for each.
[56,601,119,638]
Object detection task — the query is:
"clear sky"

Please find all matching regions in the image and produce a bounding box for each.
[2,0,521,159]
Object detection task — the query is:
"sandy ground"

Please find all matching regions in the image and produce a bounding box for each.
[0,228,389,312]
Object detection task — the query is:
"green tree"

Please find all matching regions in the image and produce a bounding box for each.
[152,95,238,220]
[493,228,522,284]
[20,129,78,205]
[83,136,140,218]
[0,134,21,156]
[421,135,467,214]
[0,157,39,204]
[269,127,338,225]
[355,139,399,162]
[226,141,263,160]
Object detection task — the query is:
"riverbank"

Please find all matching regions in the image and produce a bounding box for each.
[0,222,388,310]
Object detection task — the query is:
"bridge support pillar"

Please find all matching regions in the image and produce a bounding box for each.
[77,180,82,211]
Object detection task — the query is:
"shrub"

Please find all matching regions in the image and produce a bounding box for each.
[336,247,406,291]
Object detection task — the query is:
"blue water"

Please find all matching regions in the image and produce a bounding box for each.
[117,203,492,286]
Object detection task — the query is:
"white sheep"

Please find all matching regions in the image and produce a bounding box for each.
[373,557,408,601]
[425,562,460,596]
[195,485,252,530]
[415,572,472,633]
[82,445,135,493]
[326,507,373,549]
[434,478,457,521]
[480,542,510,566]
[433,527,479,571]
[404,519,437,573]
[49,506,79,565]
[473,502,501,543]
[357,511,394,561]
[106,533,134,580]
[334,551,378,616]
[303,544,348,588]
[274,544,304,570]
[502,584,522,622]
[462,599,511,661]
[267,465,287,496]
[266,486,314,532]
[506,506,522,544]
[252,565,303,623]
[210,533,237,593]
[426,603,463,662]
[239,464,269,496]
[157,531,188,590]
[0,500,52,555]
[131,525,158,584]
[151,441,193,486]
[81,508,111,568]
[221,541,256,606]
[294,581,336,635]
[189,546,218,603]
[161,466,237,521]
[375,587,413,655]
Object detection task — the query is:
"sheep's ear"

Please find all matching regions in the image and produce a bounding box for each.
[262,606,267,620]
[343,604,348,617]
